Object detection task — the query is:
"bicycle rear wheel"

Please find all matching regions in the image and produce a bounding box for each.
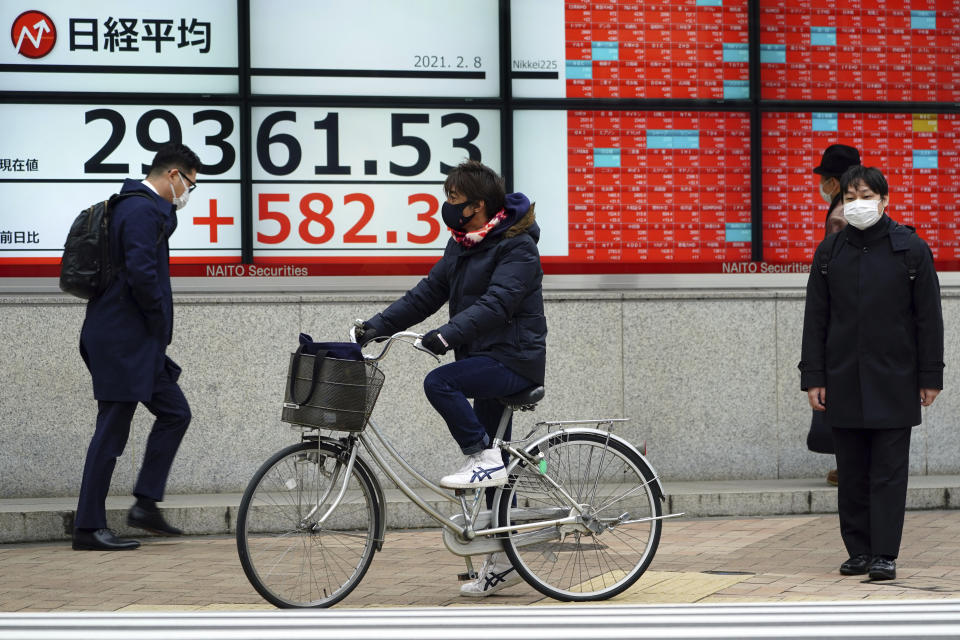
[498,431,662,601]
[236,440,380,608]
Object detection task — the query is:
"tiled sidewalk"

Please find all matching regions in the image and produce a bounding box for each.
[1,510,958,612]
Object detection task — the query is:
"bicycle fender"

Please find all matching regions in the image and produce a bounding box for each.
[309,435,387,552]
[516,427,666,501]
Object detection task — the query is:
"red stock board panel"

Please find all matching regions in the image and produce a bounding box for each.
[762,112,960,269]
[514,109,752,274]
[512,0,749,100]
[759,1,960,102]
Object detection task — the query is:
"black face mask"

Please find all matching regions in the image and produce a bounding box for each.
[441,201,475,231]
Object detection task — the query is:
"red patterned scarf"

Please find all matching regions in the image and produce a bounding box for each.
[450,209,507,248]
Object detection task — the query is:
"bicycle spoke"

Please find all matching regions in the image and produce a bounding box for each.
[593,479,655,514]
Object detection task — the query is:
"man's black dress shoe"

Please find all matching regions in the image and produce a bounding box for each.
[127,504,183,536]
[72,528,140,551]
[839,554,871,575]
[868,556,897,581]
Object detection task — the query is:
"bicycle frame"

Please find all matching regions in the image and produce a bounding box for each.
[307,330,680,554]
[304,416,678,549]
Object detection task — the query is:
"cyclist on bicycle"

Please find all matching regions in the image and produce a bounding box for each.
[356,160,546,596]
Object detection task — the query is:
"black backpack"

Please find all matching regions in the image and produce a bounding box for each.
[818,223,921,282]
[59,192,151,299]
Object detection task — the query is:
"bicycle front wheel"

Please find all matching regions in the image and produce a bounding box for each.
[498,431,662,601]
[236,440,380,608]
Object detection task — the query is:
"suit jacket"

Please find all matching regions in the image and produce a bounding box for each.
[80,179,180,401]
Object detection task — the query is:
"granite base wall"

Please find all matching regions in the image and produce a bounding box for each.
[1,289,956,499]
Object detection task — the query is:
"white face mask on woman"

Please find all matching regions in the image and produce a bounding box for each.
[170,175,191,210]
[842,198,881,230]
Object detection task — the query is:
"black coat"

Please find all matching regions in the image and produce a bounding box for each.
[799,215,944,428]
[368,193,547,384]
[80,179,180,402]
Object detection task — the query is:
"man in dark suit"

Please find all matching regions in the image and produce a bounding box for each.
[72,144,199,551]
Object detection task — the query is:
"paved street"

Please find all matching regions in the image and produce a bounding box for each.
[1,510,959,612]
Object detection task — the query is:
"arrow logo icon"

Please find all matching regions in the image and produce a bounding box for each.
[11,10,57,59]
[16,18,50,53]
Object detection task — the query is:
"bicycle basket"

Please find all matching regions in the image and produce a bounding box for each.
[281,353,385,432]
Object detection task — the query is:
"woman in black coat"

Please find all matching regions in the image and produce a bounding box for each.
[799,165,944,581]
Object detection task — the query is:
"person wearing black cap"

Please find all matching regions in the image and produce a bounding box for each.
[799,165,944,581]
[806,143,862,487]
[814,143,861,237]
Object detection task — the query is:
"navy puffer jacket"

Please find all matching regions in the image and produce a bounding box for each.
[368,192,547,384]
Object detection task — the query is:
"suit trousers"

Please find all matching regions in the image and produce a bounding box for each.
[832,426,912,559]
[74,367,191,530]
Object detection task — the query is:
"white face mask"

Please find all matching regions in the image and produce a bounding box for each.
[843,198,882,230]
[170,174,191,210]
[819,179,835,204]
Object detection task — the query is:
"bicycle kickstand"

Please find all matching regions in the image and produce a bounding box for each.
[454,487,485,581]
[458,556,479,582]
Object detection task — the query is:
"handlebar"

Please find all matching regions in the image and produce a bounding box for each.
[350,320,440,363]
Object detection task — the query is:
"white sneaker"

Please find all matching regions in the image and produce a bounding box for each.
[439,447,506,489]
[460,552,523,597]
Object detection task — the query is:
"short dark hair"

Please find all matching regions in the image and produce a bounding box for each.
[148,143,201,176]
[839,165,888,198]
[443,160,505,215]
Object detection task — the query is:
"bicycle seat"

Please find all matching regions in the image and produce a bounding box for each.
[499,385,545,411]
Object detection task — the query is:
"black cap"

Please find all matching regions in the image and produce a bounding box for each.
[814,144,861,177]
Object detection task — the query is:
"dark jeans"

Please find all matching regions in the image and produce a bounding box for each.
[833,426,912,559]
[75,367,191,530]
[423,356,536,455]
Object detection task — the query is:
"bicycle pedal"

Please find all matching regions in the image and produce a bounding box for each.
[457,571,479,582]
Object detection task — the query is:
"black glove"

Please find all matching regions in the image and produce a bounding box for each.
[421,329,450,355]
[355,320,378,347]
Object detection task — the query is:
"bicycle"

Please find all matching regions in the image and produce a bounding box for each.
[236,326,682,608]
